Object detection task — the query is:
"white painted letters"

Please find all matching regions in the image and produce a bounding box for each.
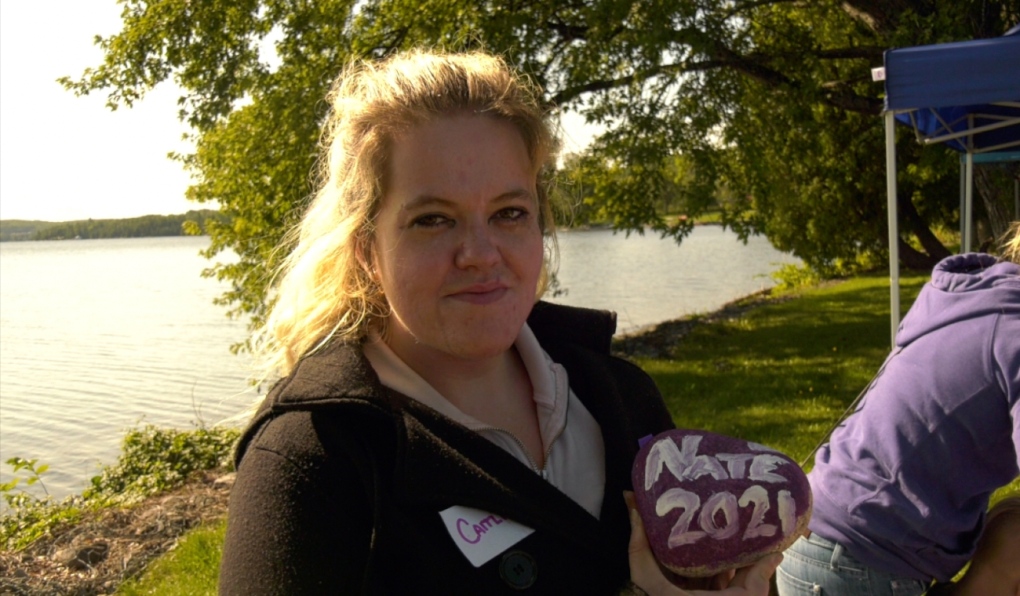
[699,492,740,540]
[657,487,706,547]
[644,436,799,548]
[738,485,777,539]
[777,490,795,536]
[718,453,756,479]
[645,435,702,490]
[748,454,788,483]
[646,436,789,487]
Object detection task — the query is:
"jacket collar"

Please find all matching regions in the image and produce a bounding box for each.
[241,301,630,560]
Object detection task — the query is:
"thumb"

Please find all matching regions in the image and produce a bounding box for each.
[625,491,648,557]
[626,491,683,595]
[729,553,783,594]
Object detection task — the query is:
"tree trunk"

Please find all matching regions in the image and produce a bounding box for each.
[897,238,941,271]
[898,191,951,265]
[973,164,1017,246]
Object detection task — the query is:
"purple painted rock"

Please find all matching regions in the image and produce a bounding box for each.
[631,429,811,577]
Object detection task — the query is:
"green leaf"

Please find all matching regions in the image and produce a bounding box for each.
[62,0,1013,332]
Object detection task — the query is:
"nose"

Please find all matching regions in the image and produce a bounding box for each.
[454,220,500,270]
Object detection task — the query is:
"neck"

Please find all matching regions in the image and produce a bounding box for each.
[382,332,534,428]
[421,348,526,413]
[379,328,544,466]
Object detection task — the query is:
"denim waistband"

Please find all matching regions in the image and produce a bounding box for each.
[805,532,837,549]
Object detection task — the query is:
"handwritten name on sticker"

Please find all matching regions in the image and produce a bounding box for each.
[439,505,535,567]
[457,514,504,544]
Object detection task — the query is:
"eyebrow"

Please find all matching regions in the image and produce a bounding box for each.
[401,188,536,211]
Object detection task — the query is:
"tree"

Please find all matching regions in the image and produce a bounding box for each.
[62,0,1019,335]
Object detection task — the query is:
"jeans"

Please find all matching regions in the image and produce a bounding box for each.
[776,533,929,596]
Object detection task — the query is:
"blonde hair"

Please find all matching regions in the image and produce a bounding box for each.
[256,50,559,377]
[1001,220,1020,264]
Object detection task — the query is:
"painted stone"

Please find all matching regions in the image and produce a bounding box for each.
[631,429,811,577]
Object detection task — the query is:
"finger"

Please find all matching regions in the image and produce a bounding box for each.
[708,568,737,590]
[626,492,676,594]
[627,496,651,557]
[624,491,652,561]
[729,553,783,595]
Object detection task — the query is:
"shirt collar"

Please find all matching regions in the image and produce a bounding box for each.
[362,323,568,446]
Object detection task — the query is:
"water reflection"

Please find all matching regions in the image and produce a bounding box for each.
[548,226,799,333]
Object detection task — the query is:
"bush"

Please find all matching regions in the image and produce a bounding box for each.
[1,425,240,550]
[771,263,825,290]
[85,425,240,505]
[1,458,86,550]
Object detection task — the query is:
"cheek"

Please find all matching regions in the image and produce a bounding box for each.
[378,244,444,296]
[516,234,546,279]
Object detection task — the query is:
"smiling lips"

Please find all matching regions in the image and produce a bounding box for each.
[448,282,509,305]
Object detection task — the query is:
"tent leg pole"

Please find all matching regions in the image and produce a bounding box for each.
[965,152,974,253]
[960,158,966,248]
[885,112,900,348]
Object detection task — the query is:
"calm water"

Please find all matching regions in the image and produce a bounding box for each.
[549,226,799,332]
[0,229,797,500]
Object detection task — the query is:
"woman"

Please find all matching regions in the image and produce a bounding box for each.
[776,223,1020,596]
[219,50,779,595]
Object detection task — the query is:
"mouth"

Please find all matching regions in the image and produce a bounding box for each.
[448,282,509,305]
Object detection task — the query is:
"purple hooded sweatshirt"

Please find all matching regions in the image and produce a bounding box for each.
[808,253,1020,582]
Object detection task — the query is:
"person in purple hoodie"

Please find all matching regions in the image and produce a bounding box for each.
[776,223,1020,596]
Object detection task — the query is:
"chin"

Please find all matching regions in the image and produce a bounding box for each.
[450,338,518,361]
[443,325,521,360]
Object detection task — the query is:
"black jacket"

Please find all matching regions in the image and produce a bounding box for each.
[219,302,675,595]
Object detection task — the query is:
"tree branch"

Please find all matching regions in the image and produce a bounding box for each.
[546,17,588,43]
[811,46,886,60]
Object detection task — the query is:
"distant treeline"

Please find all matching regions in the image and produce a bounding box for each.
[0,210,228,242]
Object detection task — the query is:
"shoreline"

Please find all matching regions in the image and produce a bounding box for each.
[612,287,791,359]
[0,470,235,595]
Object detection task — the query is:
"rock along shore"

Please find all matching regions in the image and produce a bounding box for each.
[611,288,789,359]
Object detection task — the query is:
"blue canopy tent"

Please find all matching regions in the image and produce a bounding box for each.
[879,25,1020,345]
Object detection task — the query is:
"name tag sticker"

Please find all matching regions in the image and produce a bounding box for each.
[439,505,535,567]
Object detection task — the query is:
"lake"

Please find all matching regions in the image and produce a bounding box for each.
[0,229,798,500]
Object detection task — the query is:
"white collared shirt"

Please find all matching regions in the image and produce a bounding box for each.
[363,323,606,518]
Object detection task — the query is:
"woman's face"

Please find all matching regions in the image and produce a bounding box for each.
[370,113,544,366]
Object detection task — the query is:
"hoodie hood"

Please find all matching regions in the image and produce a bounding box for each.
[897,253,1020,348]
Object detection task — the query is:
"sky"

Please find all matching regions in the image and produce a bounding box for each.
[0,0,598,223]
[0,0,195,222]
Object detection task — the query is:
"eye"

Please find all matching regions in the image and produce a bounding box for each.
[409,213,453,228]
[493,206,530,223]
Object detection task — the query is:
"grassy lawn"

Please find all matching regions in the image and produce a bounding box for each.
[117,518,226,596]
[119,271,1018,593]
[639,272,928,465]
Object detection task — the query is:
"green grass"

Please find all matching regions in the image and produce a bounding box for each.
[114,272,1017,591]
[638,273,928,464]
[117,518,226,595]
